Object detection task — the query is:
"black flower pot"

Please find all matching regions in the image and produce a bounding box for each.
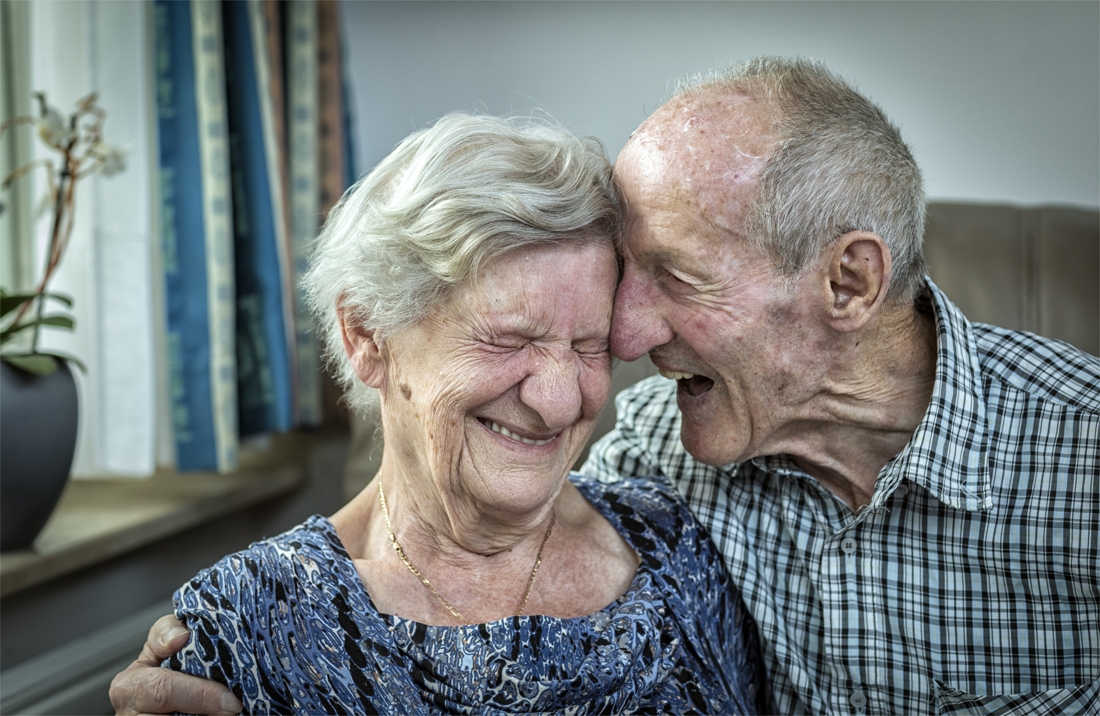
[0,360,79,551]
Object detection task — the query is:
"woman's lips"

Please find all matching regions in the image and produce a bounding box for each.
[478,418,557,446]
[658,369,715,397]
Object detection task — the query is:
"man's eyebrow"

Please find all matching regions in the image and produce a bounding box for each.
[633,246,692,269]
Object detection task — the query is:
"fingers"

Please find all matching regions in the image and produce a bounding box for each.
[109,661,242,716]
[109,615,243,716]
[137,615,191,666]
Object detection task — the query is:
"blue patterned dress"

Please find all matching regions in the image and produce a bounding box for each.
[167,474,765,714]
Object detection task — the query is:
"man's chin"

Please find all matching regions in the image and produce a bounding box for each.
[676,405,744,467]
[678,425,741,466]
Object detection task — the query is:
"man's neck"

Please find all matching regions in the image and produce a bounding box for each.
[771,303,938,511]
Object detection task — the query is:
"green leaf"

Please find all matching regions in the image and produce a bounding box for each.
[44,292,74,308]
[39,315,75,329]
[1,350,86,374]
[0,291,74,318]
[2,353,58,375]
[0,294,36,317]
[35,350,87,373]
[0,314,75,342]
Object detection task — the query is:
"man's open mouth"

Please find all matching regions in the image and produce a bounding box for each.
[658,370,715,397]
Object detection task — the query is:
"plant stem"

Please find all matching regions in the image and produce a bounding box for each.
[31,144,74,353]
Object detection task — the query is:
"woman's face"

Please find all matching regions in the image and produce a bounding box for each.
[378,240,617,519]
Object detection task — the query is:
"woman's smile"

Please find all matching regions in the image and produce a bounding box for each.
[477,417,559,447]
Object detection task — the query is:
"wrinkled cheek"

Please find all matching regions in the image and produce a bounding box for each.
[425,419,469,489]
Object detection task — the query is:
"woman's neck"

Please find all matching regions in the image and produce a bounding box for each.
[330,469,638,626]
[376,452,558,560]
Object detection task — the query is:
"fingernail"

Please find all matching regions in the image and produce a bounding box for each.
[163,625,188,646]
[222,692,244,713]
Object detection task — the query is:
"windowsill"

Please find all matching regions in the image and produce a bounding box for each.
[0,432,319,597]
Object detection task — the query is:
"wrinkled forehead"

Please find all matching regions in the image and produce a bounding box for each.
[616,91,777,227]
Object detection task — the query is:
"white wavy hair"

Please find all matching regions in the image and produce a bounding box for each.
[302,112,620,416]
[676,56,927,304]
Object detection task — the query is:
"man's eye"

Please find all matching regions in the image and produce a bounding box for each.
[659,268,692,291]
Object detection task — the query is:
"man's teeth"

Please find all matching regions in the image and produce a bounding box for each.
[659,369,696,381]
[486,421,554,446]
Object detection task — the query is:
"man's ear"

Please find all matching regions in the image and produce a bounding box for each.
[337,303,386,388]
[822,231,892,332]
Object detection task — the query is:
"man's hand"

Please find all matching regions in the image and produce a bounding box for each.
[109,615,243,716]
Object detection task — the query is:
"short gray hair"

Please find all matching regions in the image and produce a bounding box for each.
[676,56,926,303]
[302,112,620,416]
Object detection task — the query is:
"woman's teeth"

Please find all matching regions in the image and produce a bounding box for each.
[659,370,695,381]
[485,420,554,446]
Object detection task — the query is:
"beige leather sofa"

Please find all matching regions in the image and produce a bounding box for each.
[923,202,1098,356]
[344,202,1100,495]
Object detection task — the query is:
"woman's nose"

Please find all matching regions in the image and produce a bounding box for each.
[610,265,673,362]
[519,348,582,431]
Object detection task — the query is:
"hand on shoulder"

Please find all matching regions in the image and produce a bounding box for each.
[109,614,242,716]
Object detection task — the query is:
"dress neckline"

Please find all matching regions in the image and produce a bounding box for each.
[311,475,654,630]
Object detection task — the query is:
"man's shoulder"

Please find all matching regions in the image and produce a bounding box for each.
[972,323,1100,414]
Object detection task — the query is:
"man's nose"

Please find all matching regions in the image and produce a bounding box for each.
[519,348,582,431]
[611,266,672,362]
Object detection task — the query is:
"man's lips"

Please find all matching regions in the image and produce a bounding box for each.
[478,418,558,446]
[657,369,715,397]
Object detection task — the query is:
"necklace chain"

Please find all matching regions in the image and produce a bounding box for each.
[378,480,555,625]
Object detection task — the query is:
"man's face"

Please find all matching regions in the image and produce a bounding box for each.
[611,95,815,466]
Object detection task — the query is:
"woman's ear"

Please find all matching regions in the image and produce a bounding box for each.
[823,231,892,332]
[337,304,386,388]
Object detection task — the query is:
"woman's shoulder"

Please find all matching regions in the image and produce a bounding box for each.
[568,472,708,570]
[173,515,363,625]
[569,473,691,529]
[170,516,381,712]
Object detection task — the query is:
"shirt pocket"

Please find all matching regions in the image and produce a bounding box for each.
[933,678,1100,715]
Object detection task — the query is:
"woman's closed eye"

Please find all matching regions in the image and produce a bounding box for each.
[572,340,609,357]
[480,335,529,352]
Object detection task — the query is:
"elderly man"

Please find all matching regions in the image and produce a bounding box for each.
[583,57,1100,714]
[113,57,1098,715]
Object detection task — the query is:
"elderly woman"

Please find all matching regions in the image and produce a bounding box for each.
[132,114,764,713]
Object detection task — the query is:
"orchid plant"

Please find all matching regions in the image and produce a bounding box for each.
[0,92,125,375]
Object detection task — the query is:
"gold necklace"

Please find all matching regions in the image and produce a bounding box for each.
[377,480,555,625]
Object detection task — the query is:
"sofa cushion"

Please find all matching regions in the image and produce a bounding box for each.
[924,202,1099,356]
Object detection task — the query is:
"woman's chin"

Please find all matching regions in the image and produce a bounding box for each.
[460,462,571,516]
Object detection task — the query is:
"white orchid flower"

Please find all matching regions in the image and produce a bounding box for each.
[89,141,128,176]
[33,92,76,150]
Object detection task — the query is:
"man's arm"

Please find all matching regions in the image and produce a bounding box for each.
[109,615,242,716]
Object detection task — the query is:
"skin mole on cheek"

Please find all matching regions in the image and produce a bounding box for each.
[400,383,412,400]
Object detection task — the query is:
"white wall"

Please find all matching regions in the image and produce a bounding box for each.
[342,1,1099,209]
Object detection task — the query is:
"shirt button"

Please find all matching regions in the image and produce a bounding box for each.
[840,537,857,555]
[850,689,868,708]
[894,483,909,499]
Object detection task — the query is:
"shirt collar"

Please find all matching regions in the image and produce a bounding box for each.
[880,277,991,512]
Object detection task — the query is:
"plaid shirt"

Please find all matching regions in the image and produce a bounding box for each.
[583,280,1100,715]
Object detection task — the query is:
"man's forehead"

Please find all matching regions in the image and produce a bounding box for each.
[616,90,775,233]
[629,90,772,150]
